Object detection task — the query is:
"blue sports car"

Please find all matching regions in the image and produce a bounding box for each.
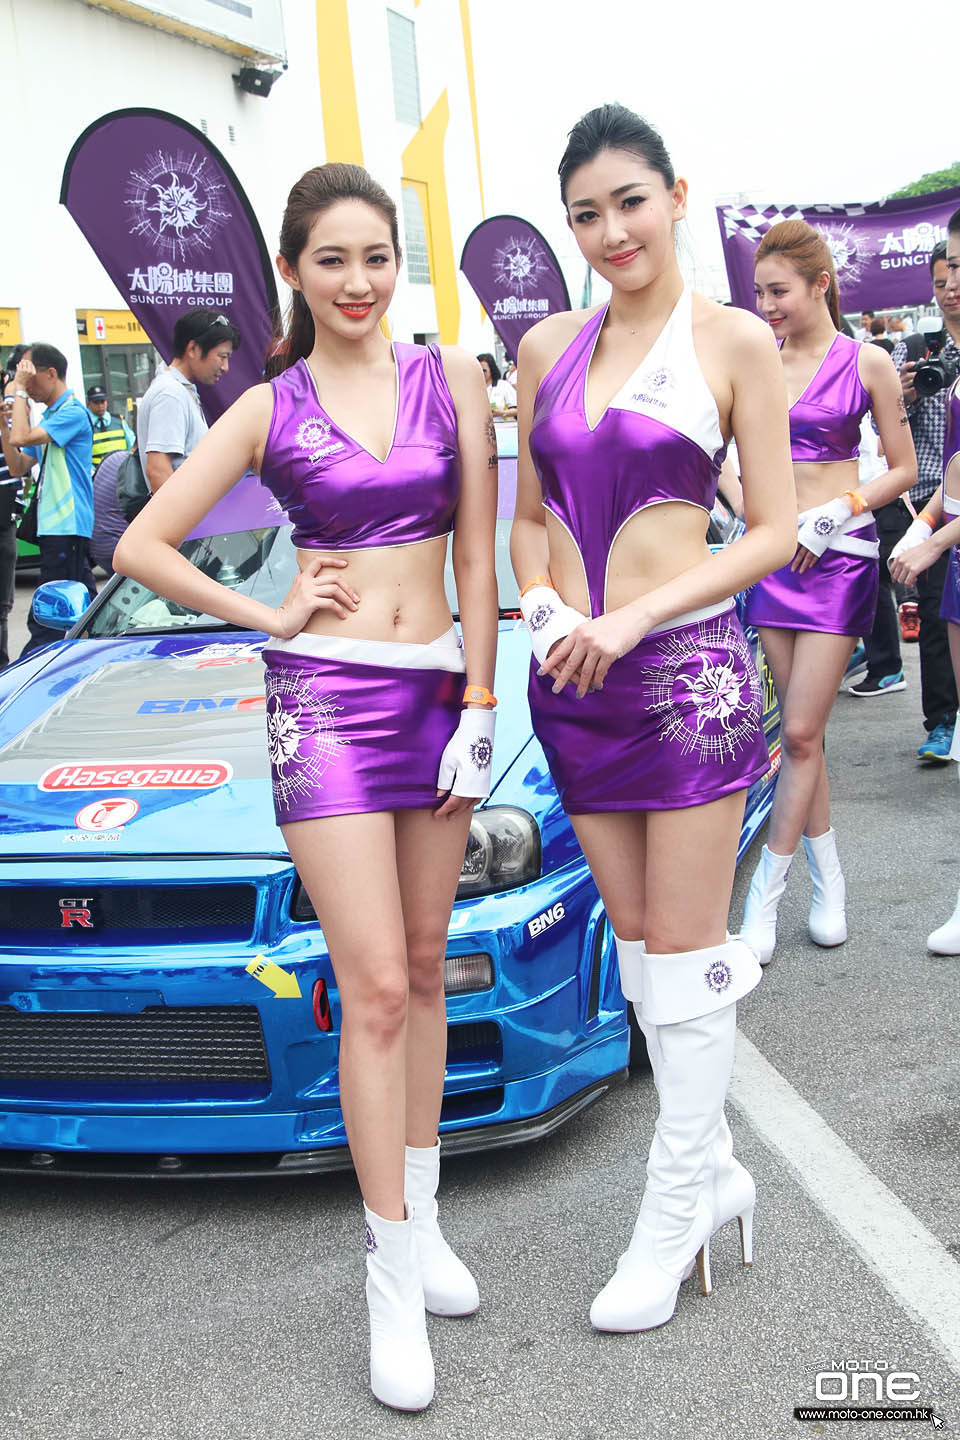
[0,441,781,1177]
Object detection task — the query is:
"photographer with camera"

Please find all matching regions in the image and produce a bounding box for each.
[857,242,960,758]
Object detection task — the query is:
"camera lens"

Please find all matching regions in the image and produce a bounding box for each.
[914,361,947,398]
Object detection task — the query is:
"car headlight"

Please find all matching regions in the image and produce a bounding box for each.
[457,806,541,899]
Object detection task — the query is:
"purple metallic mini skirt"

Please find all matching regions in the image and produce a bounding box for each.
[743,521,879,638]
[941,547,960,627]
[528,603,770,814]
[262,629,464,824]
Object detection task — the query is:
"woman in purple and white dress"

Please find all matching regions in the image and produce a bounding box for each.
[742,221,916,965]
[891,203,960,952]
[115,164,497,1413]
[511,105,796,1334]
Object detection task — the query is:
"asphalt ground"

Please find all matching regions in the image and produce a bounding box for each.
[1,583,959,1440]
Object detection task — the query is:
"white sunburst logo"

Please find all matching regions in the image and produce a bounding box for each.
[296,416,332,453]
[264,668,347,812]
[493,235,550,296]
[642,618,762,764]
[126,149,230,263]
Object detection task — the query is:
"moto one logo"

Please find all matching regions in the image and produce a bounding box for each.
[59,898,94,930]
[814,1361,920,1403]
[528,902,564,938]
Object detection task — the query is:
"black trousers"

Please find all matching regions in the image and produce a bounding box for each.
[863,500,957,730]
[20,535,97,656]
[0,521,16,669]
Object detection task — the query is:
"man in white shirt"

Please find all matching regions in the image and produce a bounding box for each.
[137,309,240,492]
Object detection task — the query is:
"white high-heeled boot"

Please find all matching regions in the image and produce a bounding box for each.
[802,828,847,947]
[635,1005,755,1273]
[739,845,794,965]
[616,936,755,1273]
[592,939,761,1331]
[928,888,960,954]
[405,1140,479,1316]
[364,1205,435,1412]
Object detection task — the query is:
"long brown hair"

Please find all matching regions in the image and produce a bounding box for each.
[266,163,402,378]
[754,219,841,330]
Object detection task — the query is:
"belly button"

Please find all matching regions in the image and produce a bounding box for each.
[392,609,401,628]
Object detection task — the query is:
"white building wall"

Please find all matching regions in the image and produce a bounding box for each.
[0,0,325,385]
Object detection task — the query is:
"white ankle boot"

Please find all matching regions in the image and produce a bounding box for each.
[404,1141,479,1316]
[592,939,761,1332]
[740,846,793,965]
[803,828,847,947]
[928,888,960,954]
[364,1205,435,1411]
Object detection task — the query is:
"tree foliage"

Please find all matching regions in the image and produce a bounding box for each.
[888,162,960,198]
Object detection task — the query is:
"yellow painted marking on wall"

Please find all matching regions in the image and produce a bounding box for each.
[76,309,150,346]
[245,954,302,999]
[315,0,364,163]
[402,92,459,344]
[458,0,485,216]
[0,309,21,347]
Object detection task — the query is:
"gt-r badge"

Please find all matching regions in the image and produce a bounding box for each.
[528,902,565,938]
[59,897,95,929]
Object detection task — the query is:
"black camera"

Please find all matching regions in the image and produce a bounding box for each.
[914,329,960,398]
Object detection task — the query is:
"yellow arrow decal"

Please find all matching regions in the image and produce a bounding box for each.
[245,955,302,999]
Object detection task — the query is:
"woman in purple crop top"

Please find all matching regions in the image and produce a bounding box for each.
[115,164,498,1413]
[742,222,916,969]
[511,105,796,1335]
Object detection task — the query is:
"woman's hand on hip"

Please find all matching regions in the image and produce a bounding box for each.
[271,554,360,638]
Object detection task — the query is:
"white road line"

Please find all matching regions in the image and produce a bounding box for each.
[730,1032,960,1374]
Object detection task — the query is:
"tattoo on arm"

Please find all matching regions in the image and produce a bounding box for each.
[898,394,909,426]
[485,415,498,468]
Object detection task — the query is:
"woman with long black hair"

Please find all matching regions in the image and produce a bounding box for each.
[511,104,795,1332]
[116,163,498,1412]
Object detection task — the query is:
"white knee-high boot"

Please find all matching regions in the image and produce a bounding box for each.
[928,889,960,954]
[739,845,794,965]
[364,1206,435,1412]
[802,828,847,947]
[594,938,761,1331]
[404,1140,480,1316]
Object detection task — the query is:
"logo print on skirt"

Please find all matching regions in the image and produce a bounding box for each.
[264,667,347,811]
[643,617,762,764]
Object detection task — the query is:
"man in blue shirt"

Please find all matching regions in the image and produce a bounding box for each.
[1,342,96,653]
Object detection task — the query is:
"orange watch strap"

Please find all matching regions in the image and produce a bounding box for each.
[463,684,497,708]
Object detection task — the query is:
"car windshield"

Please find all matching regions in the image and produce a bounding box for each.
[82,413,735,639]
[84,521,520,638]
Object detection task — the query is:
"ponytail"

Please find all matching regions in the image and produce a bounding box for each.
[755,220,842,331]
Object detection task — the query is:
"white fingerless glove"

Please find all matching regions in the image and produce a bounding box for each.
[889,516,934,561]
[796,496,854,558]
[437,709,496,799]
[519,585,588,667]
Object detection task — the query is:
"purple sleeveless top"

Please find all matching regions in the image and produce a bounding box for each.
[529,291,725,618]
[787,332,871,464]
[943,378,960,513]
[260,343,460,550]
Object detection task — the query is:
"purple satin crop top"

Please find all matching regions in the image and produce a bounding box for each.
[529,291,725,618]
[260,343,460,550]
[787,332,871,464]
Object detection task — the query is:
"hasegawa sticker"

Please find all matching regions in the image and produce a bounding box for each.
[74,797,140,831]
[170,641,265,671]
[40,761,232,792]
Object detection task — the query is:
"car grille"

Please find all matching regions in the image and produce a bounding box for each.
[445,1020,502,1066]
[0,885,257,944]
[0,1006,270,1084]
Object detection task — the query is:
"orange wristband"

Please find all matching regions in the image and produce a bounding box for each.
[463,685,497,708]
[842,489,869,517]
[918,509,937,528]
[519,575,551,598]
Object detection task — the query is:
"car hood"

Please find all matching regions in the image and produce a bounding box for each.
[0,625,534,857]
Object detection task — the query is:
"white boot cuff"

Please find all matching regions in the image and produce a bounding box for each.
[613,933,646,1001]
[641,939,762,1025]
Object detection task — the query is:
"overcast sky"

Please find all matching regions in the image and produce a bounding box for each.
[470,0,955,300]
